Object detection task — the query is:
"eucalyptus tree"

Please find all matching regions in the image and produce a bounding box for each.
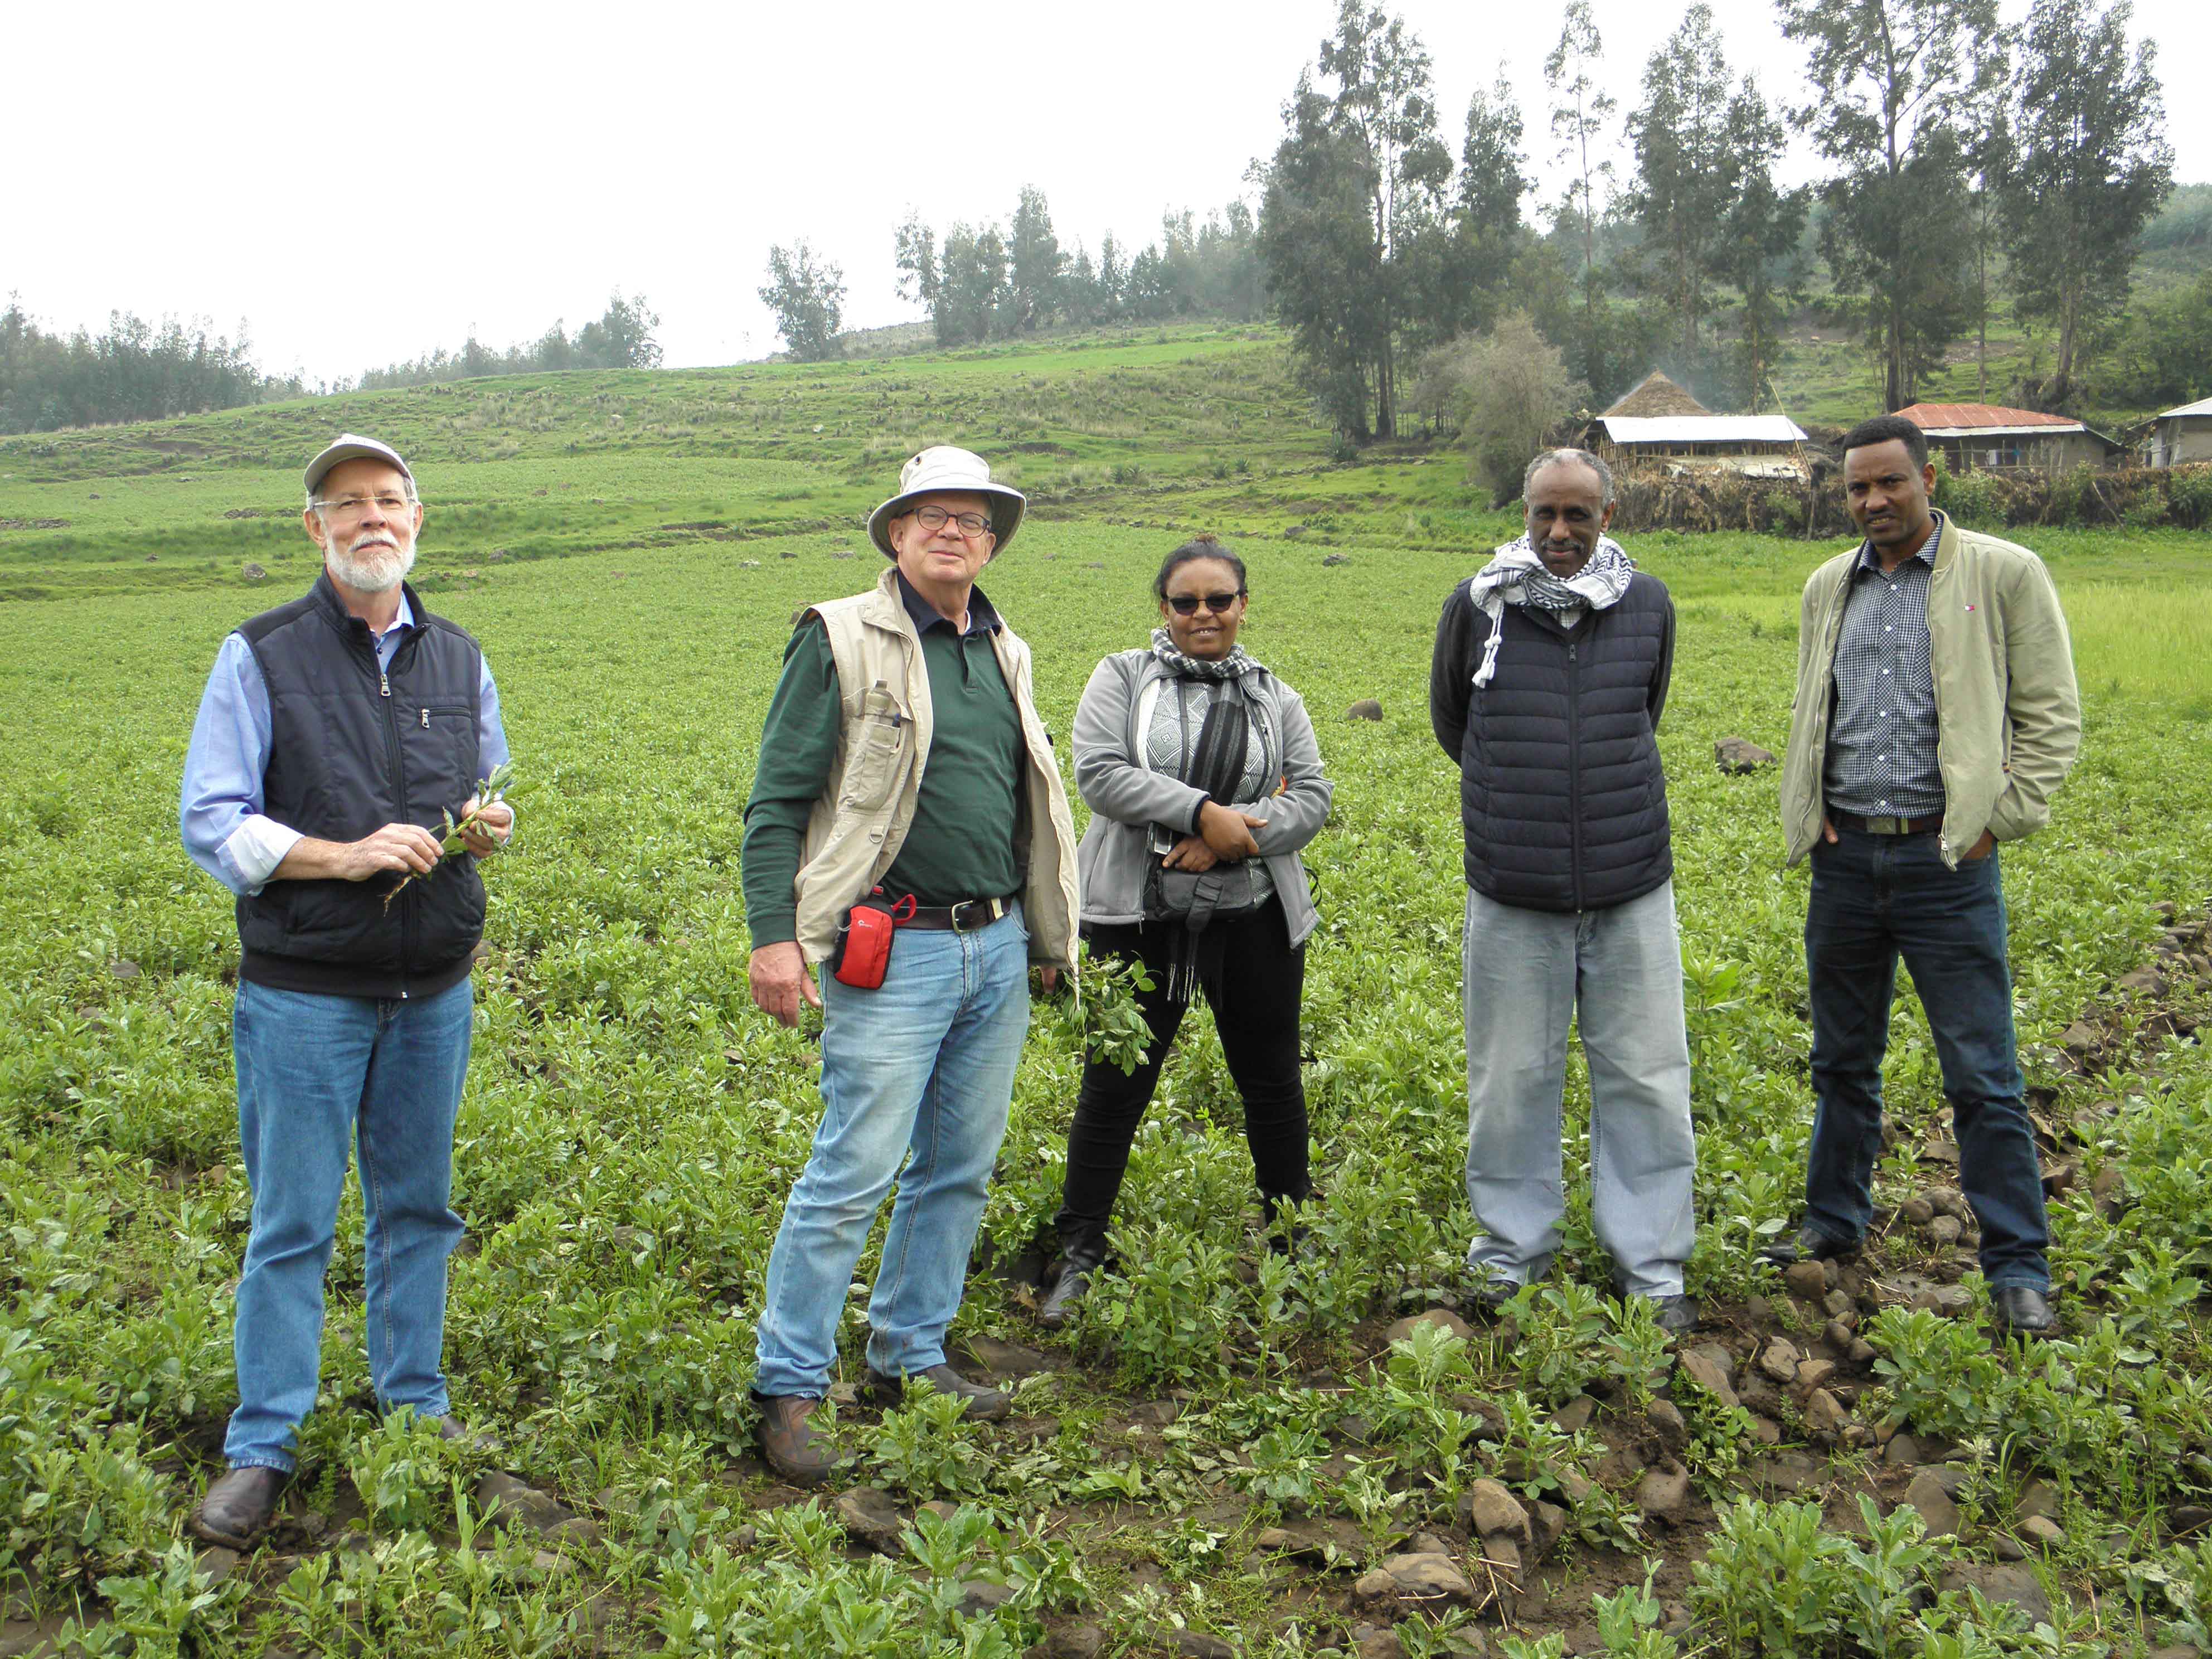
[1997,0,2172,409]
[1624,6,1740,370]
[758,241,846,362]
[1544,0,1619,398]
[1007,187,1064,333]
[1257,0,1452,440]
[1778,0,2001,409]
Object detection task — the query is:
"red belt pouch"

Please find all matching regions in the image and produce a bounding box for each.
[831,890,916,989]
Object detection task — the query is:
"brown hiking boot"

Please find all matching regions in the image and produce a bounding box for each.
[753,1393,842,1487]
[864,1364,1012,1423]
[189,1466,288,1549]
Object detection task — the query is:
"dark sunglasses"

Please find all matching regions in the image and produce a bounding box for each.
[1166,590,1245,615]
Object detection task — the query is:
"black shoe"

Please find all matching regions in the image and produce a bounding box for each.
[1759,1225,1862,1269]
[1039,1259,1094,1328]
[1646,1294,1701,1336]
[865,1364,1012,1423]
[1991,1284,2054,1338]
[189,1466,288,1549]
[752,1393,843,1487]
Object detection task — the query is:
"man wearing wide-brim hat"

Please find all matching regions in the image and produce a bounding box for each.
[740,445,1078,1483]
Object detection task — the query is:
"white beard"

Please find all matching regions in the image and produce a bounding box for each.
[324,525,416,594]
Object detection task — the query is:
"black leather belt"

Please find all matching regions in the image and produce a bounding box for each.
[899,895,1016,932]
[1831,808,1943,835]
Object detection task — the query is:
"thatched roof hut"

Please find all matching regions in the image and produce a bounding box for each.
[1602,372,1713,419]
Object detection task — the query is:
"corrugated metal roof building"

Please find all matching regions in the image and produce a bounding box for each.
[2150,396,2212,468]
[1896,403,2124,472]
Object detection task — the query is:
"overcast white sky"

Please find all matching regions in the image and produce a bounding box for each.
[8,0,2205,381]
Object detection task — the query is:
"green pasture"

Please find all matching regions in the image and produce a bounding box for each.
[4,337,2212,1656]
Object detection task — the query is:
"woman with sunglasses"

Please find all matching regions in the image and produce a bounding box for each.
[1040,535,1334,1326]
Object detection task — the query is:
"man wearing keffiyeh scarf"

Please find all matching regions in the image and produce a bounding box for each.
[1429,448,1700,1337]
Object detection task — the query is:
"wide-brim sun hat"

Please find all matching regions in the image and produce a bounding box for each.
[304,432,415,498]
[867,446,1026,557]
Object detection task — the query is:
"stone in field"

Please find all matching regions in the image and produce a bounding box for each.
[833,1486,904,1553]
[1759,1339,1802,1383]
[1551,1394,1596,1433]
[1797,1358,1837,1391]
[1783,1262,1828,1301]
[1322,552,1351,566]
[2020,1515,2066,1548]
[1385,1308,1471,1345]
[1904,1468,1961,1536]
[1927,1215,1963,1247]
[1046,1625,1105,1659]
[1638,1466,1692,1525]
[1462,1478,1530,1544]
[243,562,268,581]
[1803,1389,1850,1436]
[1677,1345,1738,1408]
[1347,699,1384,721]
[1899,1195,1936,1225]
[1646,1397,1687,1452]
[1938,1564,2050,1624]
[1715,736,1778,774]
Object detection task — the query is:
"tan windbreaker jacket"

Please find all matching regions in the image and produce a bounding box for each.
[790,566,1079,970]
[1780,514,2081,868]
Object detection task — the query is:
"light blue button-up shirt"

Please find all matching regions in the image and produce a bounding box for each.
[180,589,511,897]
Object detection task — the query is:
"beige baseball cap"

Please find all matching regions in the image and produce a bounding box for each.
[304,432,415,498]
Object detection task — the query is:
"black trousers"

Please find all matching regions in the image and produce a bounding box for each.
[1054,895,1311,1260]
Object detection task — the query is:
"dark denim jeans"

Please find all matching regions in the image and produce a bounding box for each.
[1803,828,2049,1288]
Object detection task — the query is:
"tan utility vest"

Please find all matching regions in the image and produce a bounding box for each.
[791,566,1079,971]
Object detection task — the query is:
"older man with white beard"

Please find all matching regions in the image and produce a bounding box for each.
[178,434,513,1548]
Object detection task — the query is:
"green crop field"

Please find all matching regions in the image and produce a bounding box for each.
[4,333,2212,1657]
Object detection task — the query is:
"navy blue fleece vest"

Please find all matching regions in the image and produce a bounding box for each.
[234,574,486,997]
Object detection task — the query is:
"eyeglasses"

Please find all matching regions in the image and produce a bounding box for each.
[312,493,412,521]
[1166,590,1244,615]
[904,505,993,538]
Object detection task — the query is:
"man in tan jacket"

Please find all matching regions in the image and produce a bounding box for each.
[1770,414,2079,1337]
[740,447,1078,1482]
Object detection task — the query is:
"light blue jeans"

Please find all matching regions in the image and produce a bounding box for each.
[753,904,1031,1398]
[225,977,473,1471]
[1462,882,1696,1298]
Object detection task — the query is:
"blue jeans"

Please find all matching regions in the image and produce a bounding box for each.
[753,904,1031,1398]
[1462,882,1698,1298]
[1803,829,2049,1288]
[225,977,473,1471]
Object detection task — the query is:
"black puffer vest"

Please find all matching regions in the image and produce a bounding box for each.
[1435,570,1675,912]
[235,574,486,997]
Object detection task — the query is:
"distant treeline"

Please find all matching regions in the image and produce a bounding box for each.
[757,195,1265,363]
[350,293,665,391]
[0,299,304,435]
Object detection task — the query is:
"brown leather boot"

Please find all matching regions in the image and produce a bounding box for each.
[753,1393,841,1487]
[189,1467,288,1549]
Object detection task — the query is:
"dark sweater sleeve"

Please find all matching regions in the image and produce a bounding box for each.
[1430,580,1473,761]
[740,621,842,948]
[1647,581,1677,731]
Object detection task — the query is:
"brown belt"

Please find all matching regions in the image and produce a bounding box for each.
[1831,808,1943,835]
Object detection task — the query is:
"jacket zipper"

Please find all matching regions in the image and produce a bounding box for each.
[1566,636,1585,911]
[372,638,413,998]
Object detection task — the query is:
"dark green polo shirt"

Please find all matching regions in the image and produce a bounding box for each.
[741,574,1025,948]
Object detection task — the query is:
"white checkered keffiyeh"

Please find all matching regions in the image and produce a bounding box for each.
[1467,534,1637,687]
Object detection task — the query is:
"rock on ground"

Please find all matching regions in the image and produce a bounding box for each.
[834,1486,905,1553]
[1462,1478,1530,1545]
[1939,1563,2051,1624]
[1904,1468,1962,1537]
[1677,1345,1739,1409]
[1638,1465,1692,1526]
[1385,1308,1472,1344]
[1715,737,1778,773]
[1347,699,1384,721]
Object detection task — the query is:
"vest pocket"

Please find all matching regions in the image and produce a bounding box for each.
[839,685,910,811]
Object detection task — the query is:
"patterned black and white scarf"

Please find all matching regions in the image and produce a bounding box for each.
[1467,534,1636,687]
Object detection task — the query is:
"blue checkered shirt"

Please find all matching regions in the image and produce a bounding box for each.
[1823,516,1944,819]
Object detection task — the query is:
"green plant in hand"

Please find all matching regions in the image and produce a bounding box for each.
[383,759,532,910]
